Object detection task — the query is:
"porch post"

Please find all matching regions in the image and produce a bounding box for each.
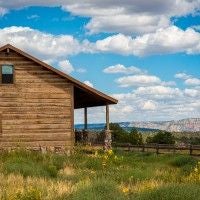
[106,104,109,131]
[83,107,88,142]
[84,107,88,130]
[104,104,112,150]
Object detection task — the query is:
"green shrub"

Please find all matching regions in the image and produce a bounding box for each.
[70,178,125,200]
[170,155,197,167]
[169,155,197,175]
[134,184,200,200]
[146,131,175,144]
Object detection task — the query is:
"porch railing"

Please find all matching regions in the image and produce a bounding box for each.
[75,129,104,145]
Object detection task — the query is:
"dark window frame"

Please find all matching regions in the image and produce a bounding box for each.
[0,65,15,84]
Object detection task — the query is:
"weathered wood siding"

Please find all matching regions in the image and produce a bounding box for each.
[0,49,74,149]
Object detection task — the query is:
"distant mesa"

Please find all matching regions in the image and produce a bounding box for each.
[75,118,200,132]
[129,118,200,132]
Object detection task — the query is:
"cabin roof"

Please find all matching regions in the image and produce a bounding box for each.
[0,44,118,109]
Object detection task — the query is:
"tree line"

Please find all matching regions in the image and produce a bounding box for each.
[109,123,200,145]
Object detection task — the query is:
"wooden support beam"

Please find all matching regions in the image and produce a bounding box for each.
[104,104,112,150]
[106,104,109,131]
[84,107,88,130]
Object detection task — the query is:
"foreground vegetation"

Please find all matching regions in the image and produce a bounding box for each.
[0,148,200,200]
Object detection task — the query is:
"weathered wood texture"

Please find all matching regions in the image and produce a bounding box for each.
[0,50,74,149]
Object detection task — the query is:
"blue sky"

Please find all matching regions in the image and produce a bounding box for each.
[0,1,199,123]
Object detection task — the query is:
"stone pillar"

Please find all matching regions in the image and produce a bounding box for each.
[104,104,112,150]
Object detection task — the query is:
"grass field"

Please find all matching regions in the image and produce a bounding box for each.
[0,148,199,200]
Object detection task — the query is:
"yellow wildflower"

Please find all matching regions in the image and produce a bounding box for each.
[194,167,198,173]
[94,151,98,157]
[108,149,113,155]
[122,187,129,194]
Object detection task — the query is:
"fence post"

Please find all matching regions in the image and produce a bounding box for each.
[128,143,131,151]
[189,144,193,155]
[142,144,145,152]
[173,144,176,154]
[156,144,159,154]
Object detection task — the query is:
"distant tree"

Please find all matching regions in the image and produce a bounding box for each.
[179,136,188,144]
[146,130,175,144]
[190,137,200,145]
[110,123,128,143]
[129,128,143,145]
[109,124,143,144]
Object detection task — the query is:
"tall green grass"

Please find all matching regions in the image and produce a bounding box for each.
[0,150,66,178]
[134,183,200,200]
[0,149,199,200]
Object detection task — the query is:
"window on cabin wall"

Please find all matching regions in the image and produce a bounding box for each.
[1,65,14,84]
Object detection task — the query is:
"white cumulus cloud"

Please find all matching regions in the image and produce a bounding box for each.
[0,0,200,35]
[142,100,156,110]
[75,80,200,123]
[184,89,200,97]
[116,75,161,87]
[0,26,89,61]
[185,78,200,86]
[0,26,95,74]
[85,14,170,35]
[83,80,94,88]
[95,26,200,56]
[135,86,182,99]
[0,7,8,16]
[103,64,143,74]
[175,73,192,79]
[63,0,200,35]
[1,25,200,58]
[58,60,74,74]
[175,72,200,86]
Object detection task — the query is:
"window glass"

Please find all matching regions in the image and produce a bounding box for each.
[2,65,14,84]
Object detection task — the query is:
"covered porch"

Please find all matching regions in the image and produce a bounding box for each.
[73,85,118,148]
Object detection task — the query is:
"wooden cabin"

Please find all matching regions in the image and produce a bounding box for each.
[0,44,117,151]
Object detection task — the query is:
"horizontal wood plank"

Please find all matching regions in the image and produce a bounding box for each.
[3,128,71,134]
[3,123,71,130]
[2,114,69,119]
[0,50,74,147]
[1,134,72,142]
[1,92,71,99]
[0,141,74,148]
[2,118,69,125]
